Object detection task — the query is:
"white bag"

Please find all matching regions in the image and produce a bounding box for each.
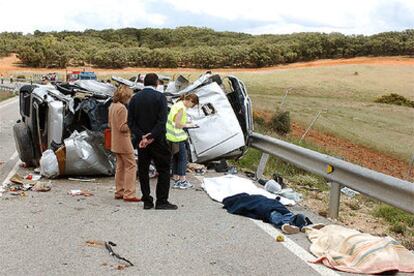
[39,149,59,178]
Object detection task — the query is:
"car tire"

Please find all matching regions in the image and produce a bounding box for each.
[13,121,35,166]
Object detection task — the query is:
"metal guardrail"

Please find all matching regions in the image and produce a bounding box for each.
[0,84,15,92]
[249,132,414,218]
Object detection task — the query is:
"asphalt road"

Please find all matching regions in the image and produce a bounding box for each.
[0,97,405,276]
[0,96,19,170]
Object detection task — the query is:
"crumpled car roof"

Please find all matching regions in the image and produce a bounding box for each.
[74,80,116,97]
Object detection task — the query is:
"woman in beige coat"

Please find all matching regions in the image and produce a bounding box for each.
[108,85,140,202]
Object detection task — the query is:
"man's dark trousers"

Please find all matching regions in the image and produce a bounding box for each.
[138,138,171,204]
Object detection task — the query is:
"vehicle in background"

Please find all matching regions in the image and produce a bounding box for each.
[66,71,97,83]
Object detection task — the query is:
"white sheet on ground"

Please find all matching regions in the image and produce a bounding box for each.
[202,175,296,206]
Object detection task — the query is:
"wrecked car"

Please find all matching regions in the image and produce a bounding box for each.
[113,73,253,163]
[13,80,116,176]
[13,73,253,176]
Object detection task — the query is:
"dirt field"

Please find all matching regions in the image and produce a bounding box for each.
[254,110,410,180]
[1,54,414,75]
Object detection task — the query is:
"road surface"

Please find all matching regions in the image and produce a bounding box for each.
[0,97,405,276]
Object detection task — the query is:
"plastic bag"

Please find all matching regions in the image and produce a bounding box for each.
[39,149,59,178]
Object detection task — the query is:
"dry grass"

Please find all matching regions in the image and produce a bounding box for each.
[233,64,414,161]
[0,91,13,102]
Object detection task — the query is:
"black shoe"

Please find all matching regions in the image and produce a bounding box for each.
[143,201,154,210]
[155,202,178,210]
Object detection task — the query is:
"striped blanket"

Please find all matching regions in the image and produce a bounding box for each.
[306,225,414,274]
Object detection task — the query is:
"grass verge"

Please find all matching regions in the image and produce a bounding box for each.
[0,91,14,102]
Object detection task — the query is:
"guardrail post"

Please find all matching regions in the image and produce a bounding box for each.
[328,182,341,219]
[256,153,269,179]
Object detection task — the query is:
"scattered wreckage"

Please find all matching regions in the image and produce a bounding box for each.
[13,73,253,177]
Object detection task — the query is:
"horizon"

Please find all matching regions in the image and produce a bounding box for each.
[1,0,413,35]
[4,26,414,37]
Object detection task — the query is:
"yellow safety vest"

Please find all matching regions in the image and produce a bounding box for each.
[166,101,188,142]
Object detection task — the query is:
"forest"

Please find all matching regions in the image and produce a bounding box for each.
[0,27,413,68]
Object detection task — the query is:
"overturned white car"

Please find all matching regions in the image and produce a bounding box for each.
[114,73,253,163]
[13,73,253,176]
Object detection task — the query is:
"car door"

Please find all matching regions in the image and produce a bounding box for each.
[186,82,245,163]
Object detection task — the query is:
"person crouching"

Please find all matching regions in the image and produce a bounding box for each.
[108,85,140,202]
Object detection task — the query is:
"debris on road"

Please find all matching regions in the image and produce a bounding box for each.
[68,177,96,182]
[9,191,27,197]
[68,189,94,197]
[32,181,52,192]
[85,240,105,248]
[187,163,206,175]
[39,149,59,178]
[341,187,360,198]
[25,174,42,181]
[105,241,134,267]
[10,173,37,186]
[258,178,303,202]
[64,131,115,176]
[85,240,134,269]
[275,234,285,242]
[225,166,238,175]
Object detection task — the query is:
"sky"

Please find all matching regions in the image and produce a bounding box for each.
[0,0,413,35]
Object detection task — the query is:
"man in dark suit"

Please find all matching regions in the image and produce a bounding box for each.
[128,73,177,210]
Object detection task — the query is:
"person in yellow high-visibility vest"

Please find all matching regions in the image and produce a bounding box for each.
[166,93,199,189]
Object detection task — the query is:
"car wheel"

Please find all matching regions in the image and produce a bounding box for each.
[13,122,35,166]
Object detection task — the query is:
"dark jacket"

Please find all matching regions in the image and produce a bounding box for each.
[222,193,290,222]
[127,87,168,143]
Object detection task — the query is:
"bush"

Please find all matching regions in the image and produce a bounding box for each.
[270,111,291,135]
[373,204,414,235]
[6,28,414,68]
[374,93,414,108]
[92,48,128,68]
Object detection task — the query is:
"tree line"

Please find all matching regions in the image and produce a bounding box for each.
[0,27,413,68]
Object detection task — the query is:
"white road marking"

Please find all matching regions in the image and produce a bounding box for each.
[0,155,20,196]
[9,151,18,160]
[252,220,340,276]
[0,96,18,110]
[198,175,340,275]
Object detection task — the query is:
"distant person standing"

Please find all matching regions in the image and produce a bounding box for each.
[128,73,177,210]
[108,85,140,202]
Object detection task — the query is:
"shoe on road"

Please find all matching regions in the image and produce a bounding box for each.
[155,202,178,210]
[172,180,181,189]
[281,224,300,234]
[178,180,193,190]
[124,197,141,202]
[143,201,154,209]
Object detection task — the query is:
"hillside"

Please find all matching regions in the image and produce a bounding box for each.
[0,27,413,69]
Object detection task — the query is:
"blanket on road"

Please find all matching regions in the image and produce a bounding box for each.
[306,224,414,274]
[202,175,295,206]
